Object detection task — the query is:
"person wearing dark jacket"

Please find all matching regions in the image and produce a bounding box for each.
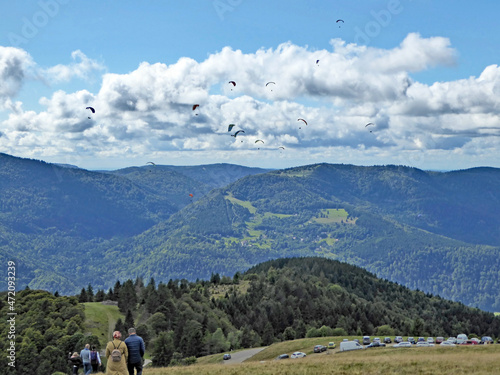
[124,327,146,375]
[68,352,82,375]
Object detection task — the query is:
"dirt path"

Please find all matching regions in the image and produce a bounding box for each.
[223,347,267,364]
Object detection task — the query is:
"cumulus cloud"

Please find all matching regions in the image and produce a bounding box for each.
[0,46,34,109]
[1,34,500,169]
[41,50,105,83]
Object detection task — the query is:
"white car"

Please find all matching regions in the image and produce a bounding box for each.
[291,352,306,358]
[427,337,434,344]
[440,341,456,347]
[393,342,412,348]
[416,341,434,347]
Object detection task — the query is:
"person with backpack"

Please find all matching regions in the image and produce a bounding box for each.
[124,327,146,375]
[105,330,129,375]
[80,343,92,375]
[90,345,102,373]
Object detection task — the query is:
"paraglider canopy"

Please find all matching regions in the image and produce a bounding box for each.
[231,130,245,137]
[192,104,200,115]
[228,124,236,132]
[336,19,344,27]
[86,106,95,119]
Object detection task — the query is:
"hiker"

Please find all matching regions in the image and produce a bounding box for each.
[68,352,82,375]
[105,330,129,375]
[91,345,102,373]
[80,343,92,375]
[124,327,146,375]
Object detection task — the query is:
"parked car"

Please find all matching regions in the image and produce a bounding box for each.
[416,341,434,347]
[394,336,403,343]
[447,337,457,344]
[436,336,444,344]
[481,336,494,344]
[393,342,412,348]
[276,354,289,360]
[407,337,416,344]
[417,337,425,343]
[373,337,381,343]
[366,341,386,348]
[314,345,327,353]
[223,354,231,360]
[470,338,480,344]
[339,341,365,352]
[291,352,307,358]
[328,342,336,349]
[427,337,434,344]
[456,333,468,344]
[384,337,392,344]
[461,340,479,345]
[362,336,371,345]
[440,341,456,347]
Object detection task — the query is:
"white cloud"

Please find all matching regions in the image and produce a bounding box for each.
[1,35,500,170]
[41,50,105,83]
[0,46,34,109]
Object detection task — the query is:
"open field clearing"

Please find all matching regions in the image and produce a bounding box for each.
[143,344,500,375]
[83,302,123,346]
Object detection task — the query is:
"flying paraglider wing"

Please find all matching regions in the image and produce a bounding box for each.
[146,162,156,166]
[232,130,245,137]
[278,146,285,150]
[189,193,194,198]
[255,139,264,144]
[298,118,308,126]
[192,104,199,111]
[86,107,95,113]
[265,82,276,87]
[228,124,236,132]
[365,122,375,127]
[228,81,236,86]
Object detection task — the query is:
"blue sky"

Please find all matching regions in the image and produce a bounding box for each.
[1,0,500,170]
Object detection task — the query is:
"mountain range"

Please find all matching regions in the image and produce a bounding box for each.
[1,152,499,311]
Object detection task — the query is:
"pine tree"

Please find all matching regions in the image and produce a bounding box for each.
[78,288,88,303]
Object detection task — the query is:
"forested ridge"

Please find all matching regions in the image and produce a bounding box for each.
[1,257,499,374]
[1,153,500,311]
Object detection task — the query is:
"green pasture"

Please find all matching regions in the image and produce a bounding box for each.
[83,302,124,347]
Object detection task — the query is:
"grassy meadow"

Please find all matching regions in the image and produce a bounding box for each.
[142,343,500,375]
[83,302,124,347]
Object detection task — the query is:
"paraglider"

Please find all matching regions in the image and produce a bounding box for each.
[255,139,264,144]
[266,81,276,91]
[86,106,95,119]
[228,81,236,90]
[192,104,200,116]
[146,162,156,166]
[336,19,344,28]
[316,59,320,65]
[298,118,307,129]
[231,130,245,137]
[189,193,194,198]
[228,124,236,132]
[365,122,375,133]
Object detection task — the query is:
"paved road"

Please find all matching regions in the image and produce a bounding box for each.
[223,347,267,364]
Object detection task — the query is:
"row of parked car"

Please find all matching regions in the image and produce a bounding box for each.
[272,334,498,359]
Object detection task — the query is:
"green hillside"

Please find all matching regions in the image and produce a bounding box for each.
[2,154,500,311]
[83,302,124,347]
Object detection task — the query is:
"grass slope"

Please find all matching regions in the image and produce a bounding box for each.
[142,344,500,375]
[83,302,124,347]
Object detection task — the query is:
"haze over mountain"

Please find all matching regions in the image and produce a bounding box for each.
[1,153,499,311]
